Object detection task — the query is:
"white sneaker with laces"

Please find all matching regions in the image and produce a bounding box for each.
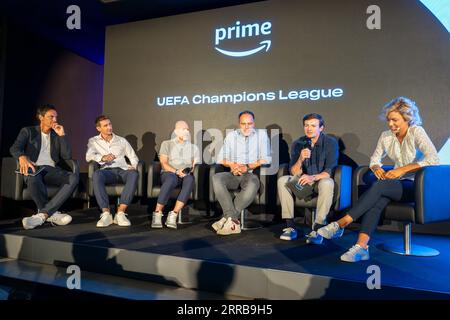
[317,221,344,239]
[114,212,131,227]
[151,211,163,228]
[22,212,47,230]
[217,217,241,235]
[165,211,178,229]
[96,212,113,228]
[212,217,227,231]
[47,212,72,226]
[306,230,323,245]
[340,244,370,262]
[280,227,298,241]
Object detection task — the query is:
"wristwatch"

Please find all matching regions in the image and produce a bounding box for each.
[312,175,316,182]
[246,164,250,170]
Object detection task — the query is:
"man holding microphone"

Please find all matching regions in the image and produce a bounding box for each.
[277,113,338,243]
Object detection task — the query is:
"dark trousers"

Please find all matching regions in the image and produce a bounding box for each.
[24,165,79,215]
[348,179,414,236]
[157,172,195,205]
[93,168,139,209]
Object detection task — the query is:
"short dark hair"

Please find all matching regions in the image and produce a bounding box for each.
[95,115,110,127]
[302,113,324,127]
[238,110,255,120]
[36,104,56,119]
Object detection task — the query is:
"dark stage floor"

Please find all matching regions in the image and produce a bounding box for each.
[0,206,450,298]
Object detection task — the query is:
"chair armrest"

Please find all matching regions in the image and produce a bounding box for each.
[254,164,272,205]
[193,163,209,201]
[88,161,100,197]
[333,165,352,211]
[277,163,289,180]
[136,160,145,197]
[1,157,22,200]
[147,161,162,198]
[415,165,450,224]
[63,159,80,198]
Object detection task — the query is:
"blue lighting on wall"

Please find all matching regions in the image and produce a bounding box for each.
[419,0,450,34]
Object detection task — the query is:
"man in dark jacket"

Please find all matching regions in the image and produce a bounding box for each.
[10,104,79,229]
[277,113,339,243]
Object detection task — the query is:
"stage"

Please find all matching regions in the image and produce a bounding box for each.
[0,206,449,300]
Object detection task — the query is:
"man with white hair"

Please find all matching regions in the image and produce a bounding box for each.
[151,121,200,229]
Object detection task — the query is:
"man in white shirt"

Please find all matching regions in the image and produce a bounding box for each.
[10,104,78,230]
[86,115,139,227]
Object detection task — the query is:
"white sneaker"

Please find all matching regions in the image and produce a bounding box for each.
[217,217,241,235]
[22,213,47,230]
[340,244,370,262]
[165,211,178,229]
[306,230,323,245]
[317,221,344,239]
[151,211,163,228]
[212,217,227,231]
[280,227,298,241]
[96,212,113,228]
[114,212,131,227]
[47,212,72,226]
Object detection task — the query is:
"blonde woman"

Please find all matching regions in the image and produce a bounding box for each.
[317,97,439,262]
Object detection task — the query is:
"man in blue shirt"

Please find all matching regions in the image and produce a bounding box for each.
[212,110,271,235]
[277,113,338,243]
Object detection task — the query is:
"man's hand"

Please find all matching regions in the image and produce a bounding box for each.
[300,149,311,162]
[229,163,241,176]
[127,165,136,171]
[52,123,65,136]
[384,168,404,180]
[101,154,116,162]
[175,169,186,178]
[298,174,315,186]
[371,166,386,180]
[19,155,35,176]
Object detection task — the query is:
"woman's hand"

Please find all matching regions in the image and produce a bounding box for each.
[384,168,404,180]
[371,166,386,180]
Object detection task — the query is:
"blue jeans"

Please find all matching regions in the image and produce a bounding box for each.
[157,172,195,205]
[92,168,138,209]
[348,179,414,236]
[24,165,79,215]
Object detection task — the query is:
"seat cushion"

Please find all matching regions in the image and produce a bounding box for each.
[383,202,415,223]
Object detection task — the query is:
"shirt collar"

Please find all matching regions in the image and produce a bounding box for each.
[99,133,115,142]
[237,128,256,137]
[172,137,189,145]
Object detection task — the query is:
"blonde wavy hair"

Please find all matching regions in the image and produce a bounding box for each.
[380,97,422,126]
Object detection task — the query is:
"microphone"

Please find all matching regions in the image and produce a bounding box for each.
[302,137,312,150]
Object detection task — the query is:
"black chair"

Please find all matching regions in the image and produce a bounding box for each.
[276,163,352,227]
[353,165,450,256]
[87,161,145,208]
[147,161,206,224]
[1,157,79,200]
[209,164,269,230]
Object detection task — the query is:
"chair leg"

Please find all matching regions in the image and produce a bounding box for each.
[87,198,90,209]
[177,207,193,225]
[240,209,262,231]
[382,222,440,256]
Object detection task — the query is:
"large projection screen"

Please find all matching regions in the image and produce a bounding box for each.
[103,0,450,168]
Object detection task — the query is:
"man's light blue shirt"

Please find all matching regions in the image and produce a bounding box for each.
[216,129,272,165]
